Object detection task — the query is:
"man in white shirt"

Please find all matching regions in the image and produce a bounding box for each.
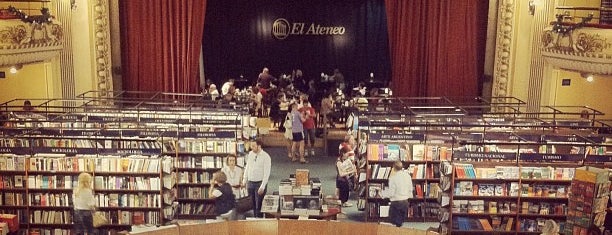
[241,139,271,218]
[385,160,413,227]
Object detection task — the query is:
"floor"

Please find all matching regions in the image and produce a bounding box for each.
[255,130,439,231]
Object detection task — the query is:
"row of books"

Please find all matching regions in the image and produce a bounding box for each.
[0,175,26,188]
[453,216,514,231]
[98,211,160,225]
[172,140,237,153]
[94,157,161,173]
[29,193,71,207]
[175,156,226,169]
[95,193,162,208]
[27,175,77,189]
[521,166,575,180]
[452,200,518,214]
[177,203,215,215]
[93,176,161,191]
[521,201,567,215]
[29,228,71,235]
[521,184,568,197]
[28,139,163,150]
[454,164,519,179]
[367,201,439,219]
[454,182,519,197]
[0,154,27,170]
[367,144,451,161]
[30,210,71,224]
[177,187,210,199]
[0,192,25,206]
[2,155,167,173]
[520,218,565,233]
[178,172,212,184]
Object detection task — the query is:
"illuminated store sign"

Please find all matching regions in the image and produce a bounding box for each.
[272,18,345,40]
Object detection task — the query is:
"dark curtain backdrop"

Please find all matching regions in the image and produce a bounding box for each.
[203,0,390,90]
[385,0,488,98]
[120,0,206,94]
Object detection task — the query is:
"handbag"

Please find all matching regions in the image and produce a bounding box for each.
[235,195,253,213]
[93,211,109,228]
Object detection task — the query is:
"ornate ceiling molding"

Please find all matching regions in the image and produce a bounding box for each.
[541,27,612,74]
[92,0,113,99]
[0,19,63,67]
[492,0,516,103]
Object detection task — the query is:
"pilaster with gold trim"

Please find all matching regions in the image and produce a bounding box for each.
[92,0,113,98]
[492,0,517,111]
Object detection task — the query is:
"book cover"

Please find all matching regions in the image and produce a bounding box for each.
[295,169,309,187]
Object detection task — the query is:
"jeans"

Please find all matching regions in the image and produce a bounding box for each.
[389,200,410,227]
[303,128,316,146]
[247,181,267,218]
[336,177,350,204]
[74,210,94,235]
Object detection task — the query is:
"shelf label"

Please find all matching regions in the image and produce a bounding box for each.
[48,114,84,121]
[99,130,122,137]
[543,135,586,143]
[176,119,240,125]
[19,129,61,136]
[34,147,97,155]
[453,151,516,160]
[179,131,236,139]
[100,148,161,155]
[519,153,583,162]
[62,130,99,137]
[515,134,541,142]
[555,120,591,127]
[87,116,120,122]
[0,147,29,154]
[139,118,177,124]
[369,132,424,141]
[584,155,612,163]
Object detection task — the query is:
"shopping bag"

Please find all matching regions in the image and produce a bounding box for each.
[93,211,109,228]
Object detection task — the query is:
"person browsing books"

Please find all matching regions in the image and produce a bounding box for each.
[73,172,95,235]
[385,160,413,227]
[241,139,271,218]
[209,171,236,220]
[290,102,308,163]
[336,146,357,207]
[221,154,244,197]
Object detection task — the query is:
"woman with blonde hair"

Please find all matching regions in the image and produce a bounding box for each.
[221,154,244,197]
[73,172,96,235]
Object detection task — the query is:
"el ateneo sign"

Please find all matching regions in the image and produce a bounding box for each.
[272,18,346,40]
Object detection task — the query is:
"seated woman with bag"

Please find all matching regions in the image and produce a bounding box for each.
[208,171,236,221]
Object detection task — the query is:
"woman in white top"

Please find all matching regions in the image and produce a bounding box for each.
[221,154,244,197]
[73,172,95,235]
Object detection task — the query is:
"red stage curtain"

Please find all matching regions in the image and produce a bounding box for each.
[120,0,207,94]
[385,1,487,98]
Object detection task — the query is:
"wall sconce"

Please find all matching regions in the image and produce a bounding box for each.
[9,64,23,74]
[528,0,536,15]
[580,72,594,82]
[70,0,77,11]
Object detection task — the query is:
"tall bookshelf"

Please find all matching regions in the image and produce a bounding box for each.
[0,97,251,234]
[361,127,444,222]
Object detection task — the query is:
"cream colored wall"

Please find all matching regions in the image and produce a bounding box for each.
[508,0,535,102]
[71,0,96,96]
[0,63,59,103]
[549,71,612,119]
